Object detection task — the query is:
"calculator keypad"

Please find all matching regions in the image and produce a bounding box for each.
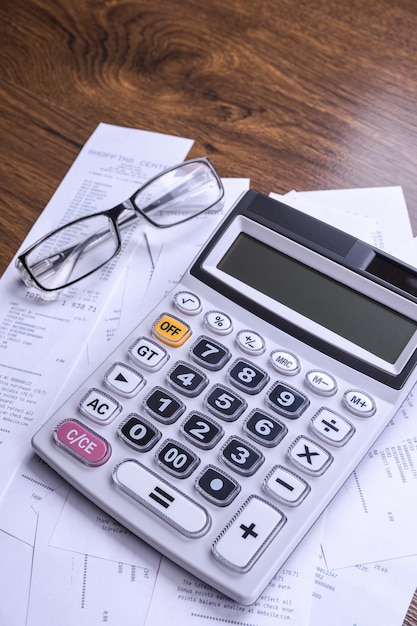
[50,289,379,582]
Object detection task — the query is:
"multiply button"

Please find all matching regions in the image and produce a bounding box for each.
[288,436,333,476]
[54,419,111,467]
[212,496,286,573]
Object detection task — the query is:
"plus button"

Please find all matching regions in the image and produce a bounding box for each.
[240,522,258,539]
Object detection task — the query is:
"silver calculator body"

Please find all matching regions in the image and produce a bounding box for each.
[32,190,417,604]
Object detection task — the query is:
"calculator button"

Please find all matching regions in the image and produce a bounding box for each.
[212,496,286,573]
[305,370,337,397]
[118,414,161,452]
[152,313,192,347]
[288,436,333,476]
[54,419,111,467]
[190,336,231,371]
[236,330,265,355]
[104,362,145,398]
[181,412,224,449]
[220,436,264,476]
[113,460,210,538]
[227,359,269,395]
[269,349,300,376]
[167,361,208,397]
[196,465,240,506]
[128,337,169,372]
[266,382,309,419]
[173,291,202,315]
[143,386,185,424]
[243,409,287,447]
[343,389,376,417]
[204,384,247,422]
[156,439,200,478]
[310,408,355,446]
[263,465,310,506]
[204,310,233,335]
[79,388,122,425]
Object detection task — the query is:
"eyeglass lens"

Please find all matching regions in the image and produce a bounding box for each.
[22,214,119,291]
[132,160,223,226]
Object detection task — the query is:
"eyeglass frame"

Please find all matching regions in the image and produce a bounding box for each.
[16,157,224,294]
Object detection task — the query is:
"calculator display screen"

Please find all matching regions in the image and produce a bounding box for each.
[217,233,417,364]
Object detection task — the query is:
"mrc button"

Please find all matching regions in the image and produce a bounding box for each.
[152,313,192,347]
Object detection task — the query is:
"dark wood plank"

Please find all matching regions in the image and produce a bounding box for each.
[0,82,93,273]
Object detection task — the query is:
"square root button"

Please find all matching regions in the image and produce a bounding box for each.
[212,496,286,573]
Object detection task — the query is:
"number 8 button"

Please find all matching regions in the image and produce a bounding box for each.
[227,359,269,395]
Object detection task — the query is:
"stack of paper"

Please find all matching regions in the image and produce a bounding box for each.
[1,123,416,626]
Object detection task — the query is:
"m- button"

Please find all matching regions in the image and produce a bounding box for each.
[152,313,192,347]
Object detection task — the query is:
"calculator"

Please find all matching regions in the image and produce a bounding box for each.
[32,190,417,604]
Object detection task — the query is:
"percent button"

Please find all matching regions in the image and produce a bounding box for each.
[204,310,233,335]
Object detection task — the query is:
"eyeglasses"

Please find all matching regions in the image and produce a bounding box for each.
[16,158,224,301]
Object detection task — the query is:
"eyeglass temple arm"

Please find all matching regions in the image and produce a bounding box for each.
[26,205,139,282]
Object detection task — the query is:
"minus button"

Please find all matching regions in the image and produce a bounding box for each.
[263,465,310,506]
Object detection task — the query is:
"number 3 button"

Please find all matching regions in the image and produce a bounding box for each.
[220,436,264,476]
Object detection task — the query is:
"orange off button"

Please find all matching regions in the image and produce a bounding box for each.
[152,313,192,347]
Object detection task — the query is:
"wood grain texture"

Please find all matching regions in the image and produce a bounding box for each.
[1,1,417,621]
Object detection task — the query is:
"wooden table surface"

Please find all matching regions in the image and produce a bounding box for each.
[1,0,417,622]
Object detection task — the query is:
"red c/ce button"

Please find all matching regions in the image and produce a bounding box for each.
[54,419,111,467]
